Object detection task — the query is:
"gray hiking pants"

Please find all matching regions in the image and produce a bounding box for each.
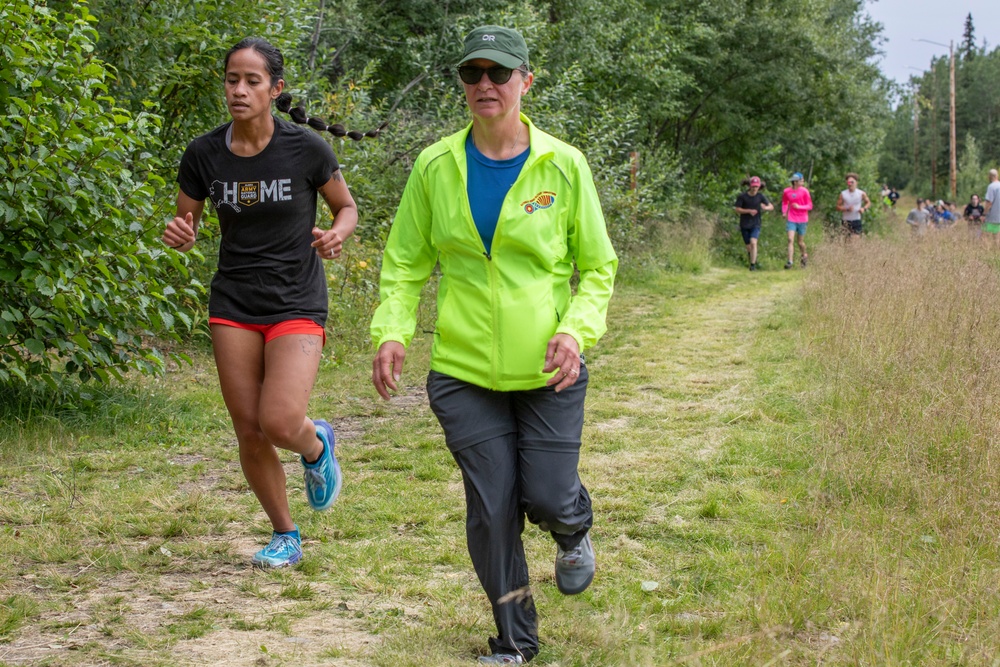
[426,366,593,661]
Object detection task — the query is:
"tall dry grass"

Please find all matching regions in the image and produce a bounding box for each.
[800,229,1000,660]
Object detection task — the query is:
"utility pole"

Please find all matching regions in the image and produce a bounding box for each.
[931,65,937,197]
[907,69,922,188]
[948,40,957,200]
[913,89,919,187]
[916,38,958,200]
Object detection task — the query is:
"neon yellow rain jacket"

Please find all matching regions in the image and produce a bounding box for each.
[370,115,618,391]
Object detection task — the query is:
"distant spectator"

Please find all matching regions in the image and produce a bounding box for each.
[964,194,985,238]
[887,188,900,207]
[925,200,939,225]
[985,170,1000,247]
[905,198,930,236]
[933,200,955,228]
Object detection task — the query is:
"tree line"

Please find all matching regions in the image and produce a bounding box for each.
[879,13,1000,201]
[2,0,892,394]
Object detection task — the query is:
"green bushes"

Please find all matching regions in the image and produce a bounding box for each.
[0,0,894,391]
[0,0,194,389]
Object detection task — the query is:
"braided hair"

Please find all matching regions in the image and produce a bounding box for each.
[275,93,387,141]
[225,37,386,141]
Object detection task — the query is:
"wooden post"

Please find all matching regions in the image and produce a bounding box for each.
[629,151,639,191]
[931,65,937,198]
[913,87,920,187]
[949,40,957,201]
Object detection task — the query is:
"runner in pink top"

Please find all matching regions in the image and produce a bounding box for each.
[781,172,813,268]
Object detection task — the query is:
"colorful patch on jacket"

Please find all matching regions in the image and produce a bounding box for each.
[521,191,556,214]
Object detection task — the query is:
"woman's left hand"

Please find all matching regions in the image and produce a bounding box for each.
[311,227,344,260]
[544,333,581,393]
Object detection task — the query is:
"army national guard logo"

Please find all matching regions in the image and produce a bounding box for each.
[239,182,260,207]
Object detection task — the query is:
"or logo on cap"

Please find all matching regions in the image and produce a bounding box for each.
[459,25,529,69]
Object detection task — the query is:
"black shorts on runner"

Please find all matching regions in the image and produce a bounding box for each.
[740,225,761,245]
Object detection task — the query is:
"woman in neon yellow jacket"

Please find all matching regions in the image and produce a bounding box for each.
[371,25,616,665]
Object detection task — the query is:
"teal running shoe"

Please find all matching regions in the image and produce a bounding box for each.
[304,419,342,510]
[251,529,302,568]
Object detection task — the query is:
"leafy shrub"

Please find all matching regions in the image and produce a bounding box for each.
[0,0,197,391]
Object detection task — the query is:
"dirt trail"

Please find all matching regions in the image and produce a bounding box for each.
[588,270,799,454]
[1,270,799,667]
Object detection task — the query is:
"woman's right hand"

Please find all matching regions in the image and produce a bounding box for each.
[372,341,406,400]
[163,211,196,250]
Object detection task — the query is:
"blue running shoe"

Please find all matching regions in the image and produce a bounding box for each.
[251,529,302,568]
[304,419,342,510]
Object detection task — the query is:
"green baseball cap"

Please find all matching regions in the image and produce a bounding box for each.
[458,25,529,69]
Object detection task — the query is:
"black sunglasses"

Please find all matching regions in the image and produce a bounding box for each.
[457,65,519,85]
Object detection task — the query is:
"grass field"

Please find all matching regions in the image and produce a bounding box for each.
[3,220,1000,665]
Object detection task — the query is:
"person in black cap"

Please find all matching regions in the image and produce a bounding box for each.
[370,24,617,666]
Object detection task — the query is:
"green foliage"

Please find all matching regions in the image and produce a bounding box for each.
[82,0,317,164]
[71,0,327,324]
[957,133,988,202]
[884,25,1000,200]
[0,0,195,392]
[877,101,915,190]
[1,0,899,380]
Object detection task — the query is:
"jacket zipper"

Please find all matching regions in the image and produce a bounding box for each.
[485,250,499,387]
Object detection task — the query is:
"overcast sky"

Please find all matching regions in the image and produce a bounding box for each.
[863,0,995,85]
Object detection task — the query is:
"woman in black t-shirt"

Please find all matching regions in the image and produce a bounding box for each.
[965,194,985,230]
[162,38,358,569]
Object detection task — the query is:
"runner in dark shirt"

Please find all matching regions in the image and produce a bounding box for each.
[733,176,774,271]
[162,37,358,569]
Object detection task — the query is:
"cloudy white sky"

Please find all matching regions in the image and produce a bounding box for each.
[863,0,995,85]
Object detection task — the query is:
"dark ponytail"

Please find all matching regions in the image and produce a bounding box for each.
[226,37,386,141]
[275,93,387,141]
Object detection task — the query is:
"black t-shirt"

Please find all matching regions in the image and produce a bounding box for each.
[734,192,771,229]
[178,117,340,325]
[965,204,985,222]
